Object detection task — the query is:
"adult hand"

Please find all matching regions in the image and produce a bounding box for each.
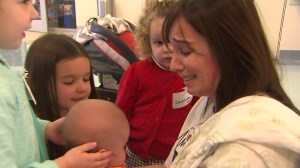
[54,142,113,168]
[45,117,67,146]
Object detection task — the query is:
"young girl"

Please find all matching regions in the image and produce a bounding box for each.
[0,1,111,167]
[24,33,98,159]
[115,0,198,167]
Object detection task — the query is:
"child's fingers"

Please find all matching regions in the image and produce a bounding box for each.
[99,149,109,152]
[94,160,110,168]
[74,142,97,152]
[99,150,113,158]
[89,150,113,167]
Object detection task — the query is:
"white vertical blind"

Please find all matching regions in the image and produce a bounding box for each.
[255,0,287,58]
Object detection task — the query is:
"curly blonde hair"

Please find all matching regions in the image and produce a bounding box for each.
[135,0,178,58]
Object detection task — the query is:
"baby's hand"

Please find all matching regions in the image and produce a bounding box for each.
[54,142,113,168]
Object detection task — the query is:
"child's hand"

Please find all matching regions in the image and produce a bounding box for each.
[54,142,113,168]
[45,117,67,146]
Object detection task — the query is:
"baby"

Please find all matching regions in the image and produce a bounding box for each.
[62,99,130,168]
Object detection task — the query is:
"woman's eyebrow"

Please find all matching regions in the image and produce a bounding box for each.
[172,37,192,45]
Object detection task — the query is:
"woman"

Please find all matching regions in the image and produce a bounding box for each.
[142,0,300,167]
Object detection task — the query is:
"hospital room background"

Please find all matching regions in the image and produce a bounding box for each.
[1,0,299,109]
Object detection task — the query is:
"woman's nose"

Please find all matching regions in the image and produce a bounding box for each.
[170,52,183,72]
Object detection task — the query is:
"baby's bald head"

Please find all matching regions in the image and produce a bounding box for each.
[62,99,129,154]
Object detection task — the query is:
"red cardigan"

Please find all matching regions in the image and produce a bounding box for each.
[116,59,197,159]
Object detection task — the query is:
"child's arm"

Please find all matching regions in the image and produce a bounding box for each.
[19,143,113,168]
[116,64,139,119]
[54,142,113,168]
[44,117,67,146]
[45,118,113,168]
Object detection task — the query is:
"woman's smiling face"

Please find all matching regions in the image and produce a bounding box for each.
[169,17,221,99]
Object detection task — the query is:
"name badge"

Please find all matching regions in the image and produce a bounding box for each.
[172,87,192,109]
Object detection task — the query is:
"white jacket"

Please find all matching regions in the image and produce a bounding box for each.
[166,96,300,168]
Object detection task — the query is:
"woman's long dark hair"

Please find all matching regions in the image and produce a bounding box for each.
[163,0,299,114]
